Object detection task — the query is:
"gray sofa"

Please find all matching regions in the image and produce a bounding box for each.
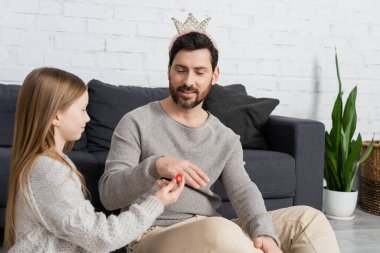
[0,80,325,248]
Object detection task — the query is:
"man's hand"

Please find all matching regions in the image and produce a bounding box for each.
[253,236,283,253]
[156,157,210,189]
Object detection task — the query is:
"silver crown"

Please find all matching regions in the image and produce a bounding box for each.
[171,13,211,34]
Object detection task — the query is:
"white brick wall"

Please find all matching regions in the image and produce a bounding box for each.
[0,0,379,139]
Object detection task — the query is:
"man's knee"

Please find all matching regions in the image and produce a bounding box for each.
[284,205,323,220]
[283,205,332,233]
[296,206,326,224]
[197,217,258,252]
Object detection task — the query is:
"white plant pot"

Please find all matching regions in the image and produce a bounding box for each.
[323,187,358,221]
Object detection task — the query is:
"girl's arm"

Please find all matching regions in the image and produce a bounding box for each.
[28,156,163,253]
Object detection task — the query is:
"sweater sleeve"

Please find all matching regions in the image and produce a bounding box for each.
[28,158,164,253]
[99,115,162,211]
[220,138,280,246]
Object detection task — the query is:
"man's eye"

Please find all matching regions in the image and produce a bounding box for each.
[177,69,185,73]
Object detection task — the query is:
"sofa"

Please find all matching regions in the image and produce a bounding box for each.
[0,80,325,247]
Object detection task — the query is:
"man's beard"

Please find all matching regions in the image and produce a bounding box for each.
[169,80,212,109]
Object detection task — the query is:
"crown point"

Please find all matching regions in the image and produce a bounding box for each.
[171,13,211,34]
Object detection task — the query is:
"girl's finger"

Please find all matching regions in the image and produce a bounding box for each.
[170,176,185,196]
[164,178,178,192]
[156,180,163,189]
[162,179,170,185]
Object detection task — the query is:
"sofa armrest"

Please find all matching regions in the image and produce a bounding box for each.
[263,115,325,210]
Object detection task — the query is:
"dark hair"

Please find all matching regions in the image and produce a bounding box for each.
[169,32,218,71]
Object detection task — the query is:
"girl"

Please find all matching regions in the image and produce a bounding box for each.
[4,67,185,252]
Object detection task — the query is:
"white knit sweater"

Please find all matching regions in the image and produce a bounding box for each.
[9,154,163,253]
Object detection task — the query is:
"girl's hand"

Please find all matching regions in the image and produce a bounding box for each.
[154,176,185,206]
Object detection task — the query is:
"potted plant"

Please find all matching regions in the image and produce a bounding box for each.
[323,51,374,220]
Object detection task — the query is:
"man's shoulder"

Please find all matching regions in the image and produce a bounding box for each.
[208,114,240,142]
[121,101,159,121]
[115,101,161,132]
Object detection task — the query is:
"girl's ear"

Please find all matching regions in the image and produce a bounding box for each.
[52,112,61,127]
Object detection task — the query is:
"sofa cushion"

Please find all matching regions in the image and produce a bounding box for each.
[213,149,296,201]
[203,84,279,150]
[243,150,296,198]
[0,84,20,147]
[86,80,169,152]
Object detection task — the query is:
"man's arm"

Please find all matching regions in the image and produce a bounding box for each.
[220,137,280,246]
[99,116,161,211]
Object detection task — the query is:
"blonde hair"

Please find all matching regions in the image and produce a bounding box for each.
[4,67,89,249]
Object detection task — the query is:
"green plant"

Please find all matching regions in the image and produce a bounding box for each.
[324,52,374,192]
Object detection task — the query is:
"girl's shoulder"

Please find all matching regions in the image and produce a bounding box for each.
[30,155,73,184]
[33,154,69,171]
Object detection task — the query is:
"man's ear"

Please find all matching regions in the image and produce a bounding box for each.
[167,65,171,80]
[211,65,220,85]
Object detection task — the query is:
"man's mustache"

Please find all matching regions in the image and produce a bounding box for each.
[177,85,199,93]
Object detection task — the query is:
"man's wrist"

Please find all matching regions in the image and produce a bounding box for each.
[154,155,165,177]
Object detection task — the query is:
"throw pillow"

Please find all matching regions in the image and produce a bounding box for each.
[86,80,169,152]
[203,84,279,149]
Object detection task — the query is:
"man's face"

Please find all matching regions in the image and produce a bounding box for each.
[168,49,219,109]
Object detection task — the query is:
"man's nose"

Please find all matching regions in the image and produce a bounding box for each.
[184,72,195,86]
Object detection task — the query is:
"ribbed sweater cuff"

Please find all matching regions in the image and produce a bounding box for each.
[147,155,162,179]
[140,195,164,218]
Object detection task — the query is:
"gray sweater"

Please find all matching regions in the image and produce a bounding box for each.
[99,101,279,244]
[10,154,163,253]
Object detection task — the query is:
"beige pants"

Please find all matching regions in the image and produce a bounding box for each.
[127,206,340,253]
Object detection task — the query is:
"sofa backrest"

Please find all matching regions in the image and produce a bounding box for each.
[0,84,20,148]
[85,79,248,154]
[0,83,88,151]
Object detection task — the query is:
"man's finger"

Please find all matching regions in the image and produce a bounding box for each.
[182,171,200,189]
[183,167,207,187]
[188,163,210,182]
[253,237,263,249]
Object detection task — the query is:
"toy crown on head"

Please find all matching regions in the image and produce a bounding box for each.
[171,13,211,33]
[169,13,217,50]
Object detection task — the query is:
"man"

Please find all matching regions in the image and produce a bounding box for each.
[99,13,340,253]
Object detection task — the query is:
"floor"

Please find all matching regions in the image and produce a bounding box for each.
[329,207,380,253]
[1,207,379,253]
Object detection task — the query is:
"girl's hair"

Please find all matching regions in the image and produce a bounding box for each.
[4,67,89,249]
